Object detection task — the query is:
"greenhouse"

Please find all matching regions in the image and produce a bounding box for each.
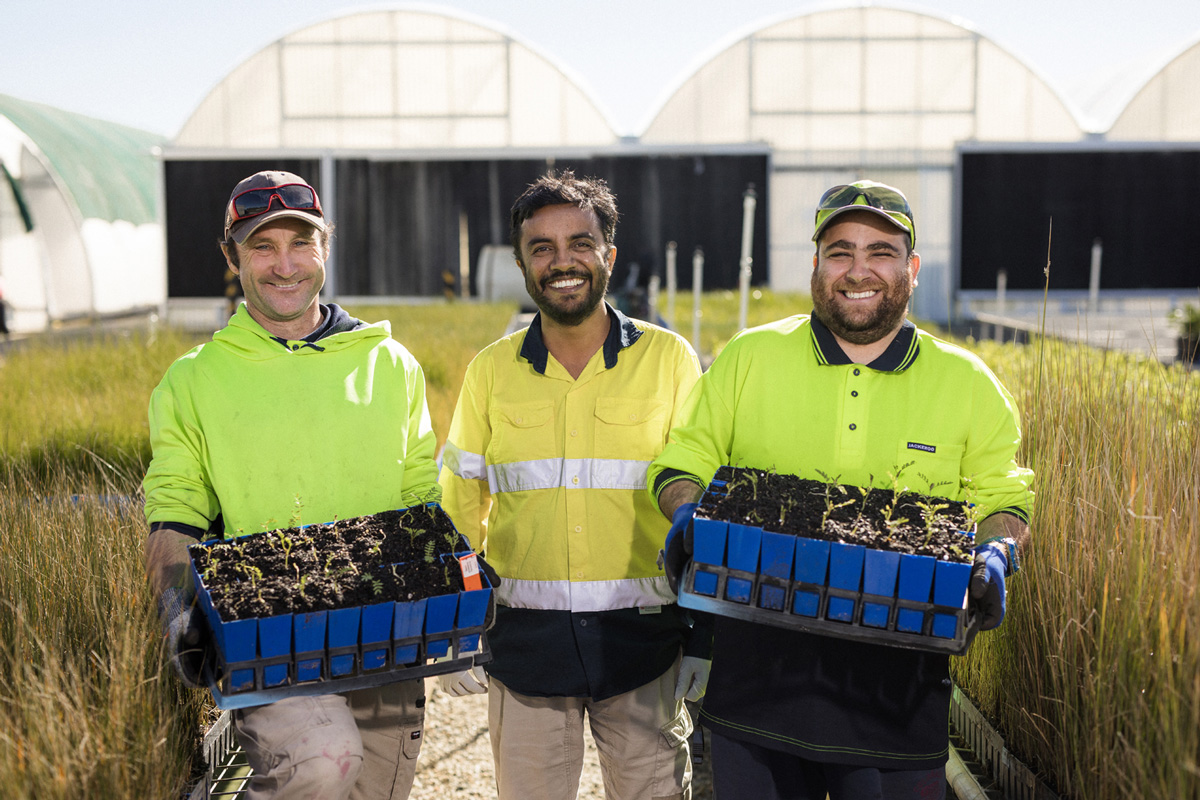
[163,7,767,309]
[0,94,164,333]
[640,5,1085,322]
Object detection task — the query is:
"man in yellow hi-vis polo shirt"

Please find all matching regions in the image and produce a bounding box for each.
[649,181,1033,800]
[439,170,710,800]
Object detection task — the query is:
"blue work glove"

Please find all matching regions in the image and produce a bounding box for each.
[969,541,1014,631]
[660,502,698,595]
[157,587,207,688]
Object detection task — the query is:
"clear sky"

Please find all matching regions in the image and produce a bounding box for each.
[4,0,1200,138]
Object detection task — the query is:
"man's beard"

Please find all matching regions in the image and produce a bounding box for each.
[527,268,610,327]
[811,267,913,345]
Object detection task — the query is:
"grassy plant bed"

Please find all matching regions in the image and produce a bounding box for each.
[681,466,980,655]
[189,503,493,709]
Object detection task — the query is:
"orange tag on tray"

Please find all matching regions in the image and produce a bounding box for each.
[458,553,483,591]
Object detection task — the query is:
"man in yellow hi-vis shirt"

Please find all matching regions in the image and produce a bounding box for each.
[439,170,710,800]
[649,181,1033,800]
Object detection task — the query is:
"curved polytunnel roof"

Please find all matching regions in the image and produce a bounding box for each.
[175,6,617,150]
[640,5,1083,154]
[0,94,162,224]
[1107,36,1200,140]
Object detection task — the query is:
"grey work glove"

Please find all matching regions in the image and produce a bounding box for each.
[674,656,711,702]
[438,665,489,697]
[157,587,207,689]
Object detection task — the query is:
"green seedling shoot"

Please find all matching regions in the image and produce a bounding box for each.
[915,473,954,545]
[274,529,295,570]
[814,472,853,532]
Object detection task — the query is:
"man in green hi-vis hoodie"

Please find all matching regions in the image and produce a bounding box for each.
[143,170,442,800]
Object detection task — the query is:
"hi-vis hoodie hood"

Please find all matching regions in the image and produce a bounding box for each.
[212,302,372,359]
[143,304,442,536]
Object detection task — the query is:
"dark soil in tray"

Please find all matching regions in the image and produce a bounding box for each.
[191,505,471,621]
[701,466,975,563]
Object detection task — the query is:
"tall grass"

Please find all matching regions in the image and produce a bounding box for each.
[0,326,205,484]
[0,468,208,799]
[953,338,1200,798]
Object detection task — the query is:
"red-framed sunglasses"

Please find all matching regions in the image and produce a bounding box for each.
[228,183,322,223]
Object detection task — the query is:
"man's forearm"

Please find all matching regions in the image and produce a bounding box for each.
[657,478,704,520]
[145,526,202,598]
[977,512,1030,555]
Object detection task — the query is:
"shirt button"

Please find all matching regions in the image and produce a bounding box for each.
[849,423,857,431]
[572,476,579,485]
[580,618,588,626]
[575,525,582,533]
[576,571,584,578]
[515,417,523,424]
[570,429,578,437]
[851,390,859,397]
[853,368,861,376]
[629,413,637,420]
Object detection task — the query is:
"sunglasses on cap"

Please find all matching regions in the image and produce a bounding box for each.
[228,183,322,223]
[813,182,915,248]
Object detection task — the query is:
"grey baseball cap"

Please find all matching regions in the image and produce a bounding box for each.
[224,170,327,244]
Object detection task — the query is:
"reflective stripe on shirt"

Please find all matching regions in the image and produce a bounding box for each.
[498,574,675,612]
[444,445,650,493]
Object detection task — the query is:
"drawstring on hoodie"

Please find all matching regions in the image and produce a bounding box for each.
[271,338,326,352]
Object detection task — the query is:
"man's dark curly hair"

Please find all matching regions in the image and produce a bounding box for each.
[509,169,618,264]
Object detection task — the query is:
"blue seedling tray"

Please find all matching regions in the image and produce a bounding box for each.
[683,478,979,656]
[191,505,494,709]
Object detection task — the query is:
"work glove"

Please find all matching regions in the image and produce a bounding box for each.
[675,656,711,702]
[470,553,501,630]
[475,553,501,589]
[438,665,489,696]
[157,587,206,689]
[969,540,1016,631]
[660,502,698,595]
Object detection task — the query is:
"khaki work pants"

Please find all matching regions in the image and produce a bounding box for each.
[489,658,693,800]
[233,678,425,800]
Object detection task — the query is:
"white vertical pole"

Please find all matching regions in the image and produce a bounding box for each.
[458,211,470,298]
[665,241,678,330]
[738,186,757,332]
[1089,238,1102,313]
[692,247,704,357]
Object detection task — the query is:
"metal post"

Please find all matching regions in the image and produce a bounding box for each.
[692,247,704,357]
[994,269,1007,342]
[320,153,336,298]
[1089,238,1102,313]
[665,241,677,329]
[738,185,757,332]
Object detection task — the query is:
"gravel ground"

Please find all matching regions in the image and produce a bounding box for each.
[410,680,714,799]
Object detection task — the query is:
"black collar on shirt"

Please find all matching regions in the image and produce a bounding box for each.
[809,314,920,372]
[269,303,366,350]
[520,302,643,375]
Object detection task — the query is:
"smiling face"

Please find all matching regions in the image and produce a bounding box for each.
[517,203,615,328]
[225,217,327,338]
[811,211,920,347]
